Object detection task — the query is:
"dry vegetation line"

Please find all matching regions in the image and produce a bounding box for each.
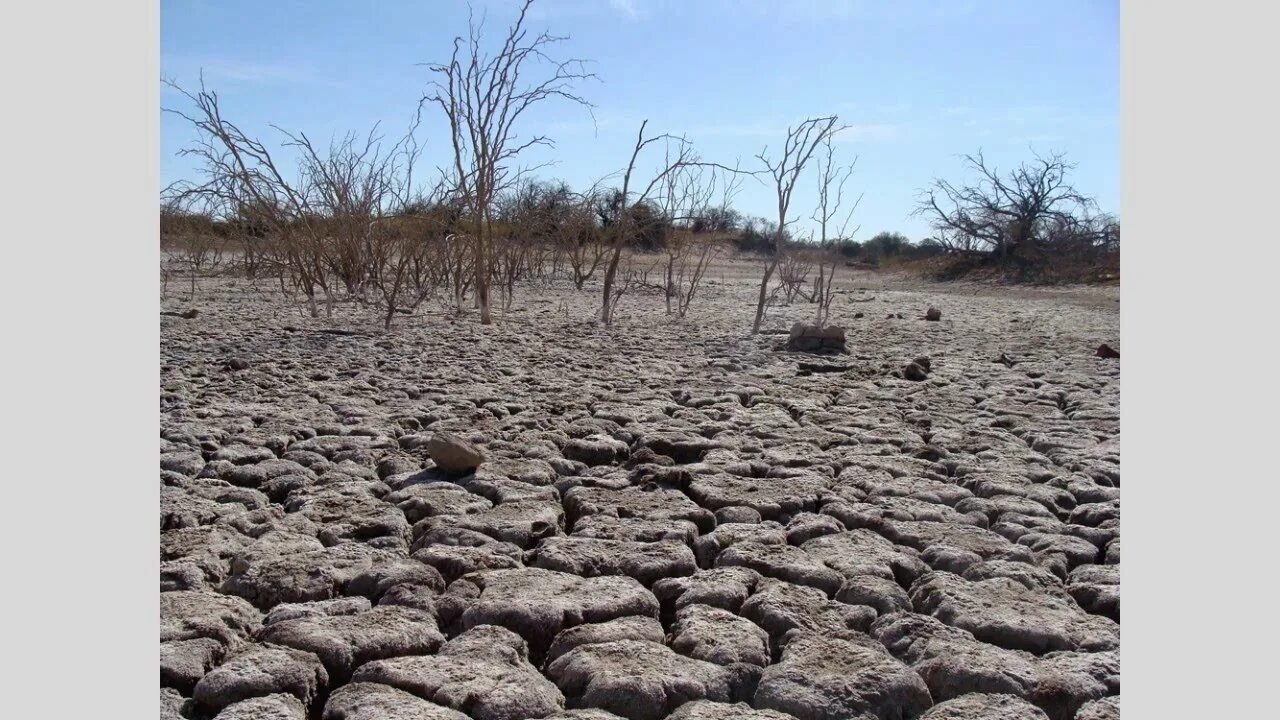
[160,264,1120,720]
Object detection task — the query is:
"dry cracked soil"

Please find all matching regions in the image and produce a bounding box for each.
[160,261,1120,720]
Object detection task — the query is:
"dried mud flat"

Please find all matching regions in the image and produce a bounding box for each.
[160,263,1119,720]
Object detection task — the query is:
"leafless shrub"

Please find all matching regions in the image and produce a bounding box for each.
[810,135,861,325]
[914,149,1096,260]
[164,75,421,320]
[657,161,741,317]
[750,116,847,333]
[776,248,814,304]
[598,120,696,327]
[423,0,595,325]
[161,198,225,299]
[563,189,609,290]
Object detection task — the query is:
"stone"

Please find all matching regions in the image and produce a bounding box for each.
[902,361,930,382]
[925,307,942,321]
[427,432,485,474]
[787,323,847,353]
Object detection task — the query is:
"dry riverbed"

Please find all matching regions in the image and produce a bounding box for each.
[160,262,1120,720]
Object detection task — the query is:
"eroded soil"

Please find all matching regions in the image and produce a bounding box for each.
[160,261,1120,720]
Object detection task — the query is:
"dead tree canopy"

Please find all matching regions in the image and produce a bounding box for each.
[422,0,595,325]
[915,149,1098,260]
[750,115,846,334]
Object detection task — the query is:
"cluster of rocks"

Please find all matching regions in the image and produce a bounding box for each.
[161,274,1119,720]
[786,324,846,353]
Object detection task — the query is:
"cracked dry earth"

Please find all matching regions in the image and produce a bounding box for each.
[160,267,1120,720]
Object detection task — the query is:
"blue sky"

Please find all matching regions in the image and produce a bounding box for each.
[161,0,1118,241]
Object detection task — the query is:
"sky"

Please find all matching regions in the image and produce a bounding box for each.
[160,0,1118,241]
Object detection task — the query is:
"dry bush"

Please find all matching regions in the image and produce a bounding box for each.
[751,116,846,333]
[424,0,594,325]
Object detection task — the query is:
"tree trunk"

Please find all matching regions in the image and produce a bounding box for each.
[665,256,674,315]
[751,259,778,334]
[600,249,619,325]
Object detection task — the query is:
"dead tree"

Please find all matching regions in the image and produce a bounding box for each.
[914,149,1096,261]
[750,116,846,333]
[777,247,816,304]
[600,120,695,327]
[423,0,594,324]
[564,191,607,290]
[605,256,658,326]
[810,135,861,325]
[654,160,741,317]
[366,179,446,331]
[163,77,417,320]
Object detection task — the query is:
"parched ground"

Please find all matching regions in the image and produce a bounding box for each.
[160,259,1119,720]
